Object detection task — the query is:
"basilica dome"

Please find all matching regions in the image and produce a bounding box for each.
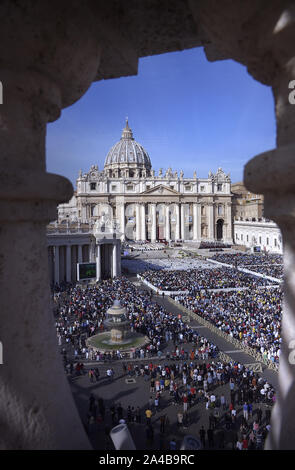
[104,120,152,174]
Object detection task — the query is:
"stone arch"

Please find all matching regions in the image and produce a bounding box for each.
[1,0,293,452]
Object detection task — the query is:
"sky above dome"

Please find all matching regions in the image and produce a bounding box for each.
[47,47,276,186]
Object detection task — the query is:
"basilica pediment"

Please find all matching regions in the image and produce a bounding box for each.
[141,184,180,196]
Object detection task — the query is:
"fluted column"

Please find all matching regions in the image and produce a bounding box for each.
[165,204,170,241]
[141,203,146,241]
[151,203,157,242]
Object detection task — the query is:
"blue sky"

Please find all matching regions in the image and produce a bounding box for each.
[47,47,276,186]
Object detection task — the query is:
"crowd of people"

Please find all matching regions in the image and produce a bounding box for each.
[54,266,282,365]
[54,277,220,363]
[52,274,278,450]
[210,253,283,279]
[124,241,166,252]
[211,253,283,266]
[141,267,277,293]
[199,241,232,249]
[172,288,282,364]
[243,264,283,279]
[83,349,275,450]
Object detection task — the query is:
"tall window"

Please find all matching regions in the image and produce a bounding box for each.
[90,182,96,190]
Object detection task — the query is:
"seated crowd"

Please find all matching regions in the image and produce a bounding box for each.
[141,267,278,293]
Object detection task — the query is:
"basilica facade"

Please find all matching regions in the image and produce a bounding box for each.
[58,120,233,244]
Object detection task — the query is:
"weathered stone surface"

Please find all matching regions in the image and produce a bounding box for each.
[1,0,295,450]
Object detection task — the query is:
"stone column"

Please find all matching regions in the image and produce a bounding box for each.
[241,7,295,452]
[189,2,295,447]
[208,203,214,241]
[54,246,60,285]
[165,204,170,241]
[89,238,96,262]
[0,2,103,449]
[135,204,141,241]
[245,87,295,449]
[197,203,202,241]
[141,203,146,241]
[81,203,87,222]
[193,203,198,241]
[116,242,121,276]
[175,203,180,240]
[120,203,125,241]
[226,202,232,243]
[112,243,118,277]
[151,203,157,242]
[180,203,185,240]
[96,244,101,282]
[66,245,71,283]
[78,244,83,263]
[0,70,92,450]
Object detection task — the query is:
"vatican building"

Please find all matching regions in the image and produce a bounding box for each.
[58,120,233,244]
[47,120,233,285]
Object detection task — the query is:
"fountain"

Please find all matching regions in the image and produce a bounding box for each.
[86,297,149,353]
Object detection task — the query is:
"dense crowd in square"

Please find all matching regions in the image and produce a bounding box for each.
[172,288,282,364]
[209,252,283,279]
[210,253,283,267]
[140,267,277,292]
[53,276,276,450]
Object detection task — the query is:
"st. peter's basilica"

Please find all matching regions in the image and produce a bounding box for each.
[58,119,233,244]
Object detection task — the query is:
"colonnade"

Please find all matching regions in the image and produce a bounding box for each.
[48,243,90,284]
[95,241,121,281]
[49,240,121,284]
[120,201,232,242]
